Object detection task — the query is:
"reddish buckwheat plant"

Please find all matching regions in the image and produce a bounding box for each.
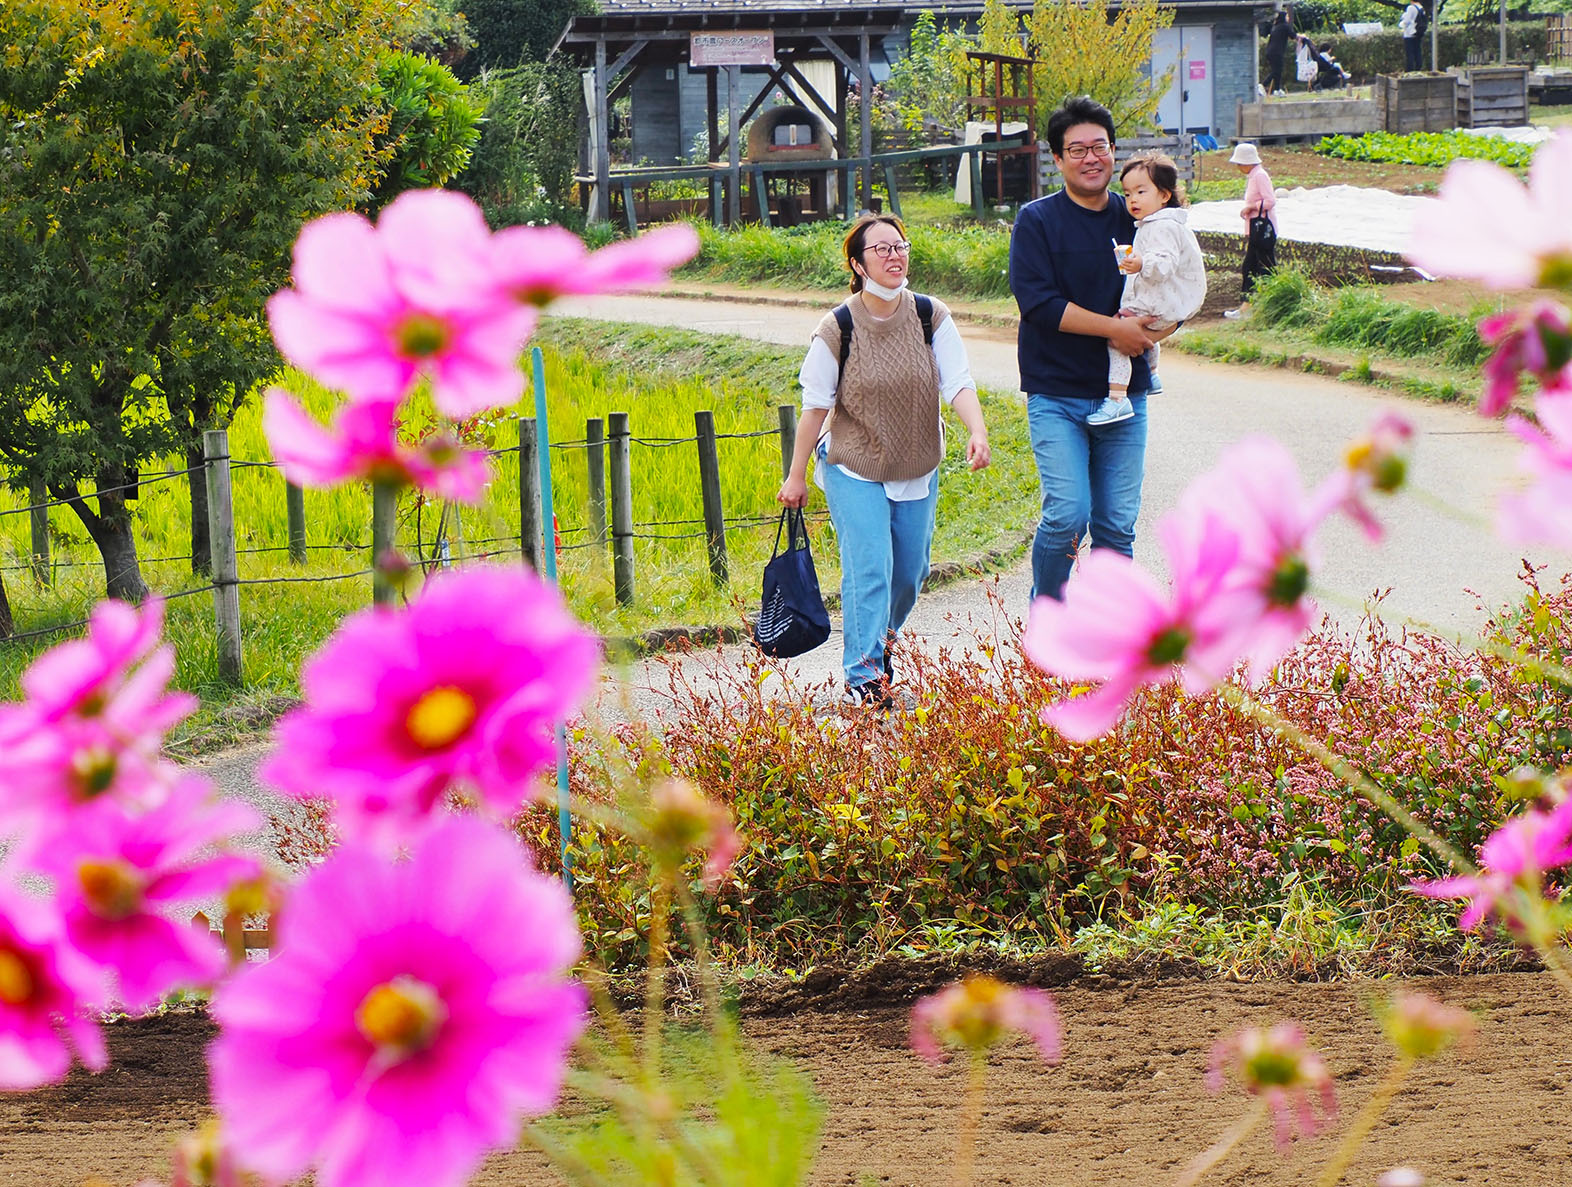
[5,133,1572,1187]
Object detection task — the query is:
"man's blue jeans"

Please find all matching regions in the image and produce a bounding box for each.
[1027,394,1148,601]
[822,458,939,689]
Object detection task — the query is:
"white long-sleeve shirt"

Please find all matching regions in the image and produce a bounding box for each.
[1399,3,1420,37]
[1120,207,1207,324]
[798,310,976,501]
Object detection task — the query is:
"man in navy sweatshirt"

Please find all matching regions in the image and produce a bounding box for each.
[1009,96,1173,602]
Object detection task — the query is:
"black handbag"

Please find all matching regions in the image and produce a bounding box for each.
[1248,202,1278,255]
[753,508,831,659]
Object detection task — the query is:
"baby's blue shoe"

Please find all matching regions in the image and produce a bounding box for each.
[1147,373,1165,395]
[1087,395,1134,426]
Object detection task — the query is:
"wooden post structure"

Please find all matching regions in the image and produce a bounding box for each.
[608,411,635,605]
[778,404,799,551]
[694,411,729,587]
[726,65,742,225]
[592,39,611,224]
[371,482,398,606]
[859,32,874,208]
[519,417,543,572]
[286,483,307,564]
[28,475,49,586]
[777,404,798,479]
[203,430,242,685]
[585,417,608,549]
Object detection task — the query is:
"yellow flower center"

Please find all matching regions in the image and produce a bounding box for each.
[404,686,478,751]
[394,313,451,359]
[356,976,446,1057]
[71,746,119,799]
[77,859,143,919]
[0,948,35,1006]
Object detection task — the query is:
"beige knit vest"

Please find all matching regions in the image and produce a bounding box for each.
[812,290,948,483]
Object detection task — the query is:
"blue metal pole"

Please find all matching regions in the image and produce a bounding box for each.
[531,346,573,891]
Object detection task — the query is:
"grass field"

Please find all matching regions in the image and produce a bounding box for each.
[0,319,1041,746]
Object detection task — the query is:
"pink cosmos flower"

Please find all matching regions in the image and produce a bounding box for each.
[23,778,261,1011]
[1179,438,1330,683]
[492,222,701,306]
[259,565,600,849]
[262,389,490,503]
[0,884,107,1090]
[1409,799,1572,930]
[1477,302,1572,416]
[1499,393,1572,553]
[1407,130,1572,290]
[1207,1022,1337,1151]
[268,189,536,418]
[1023,512,1242,741]
[209,816,586,1187]
[910,975,1061,1066]
[0,599,194,835]
[1314,411,1415,541]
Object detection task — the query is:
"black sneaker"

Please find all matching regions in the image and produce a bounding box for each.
[842,681,894,711]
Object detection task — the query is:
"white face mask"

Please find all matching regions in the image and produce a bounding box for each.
[859,275,908,301]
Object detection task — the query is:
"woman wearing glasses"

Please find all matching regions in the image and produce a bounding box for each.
[777,214,991,709]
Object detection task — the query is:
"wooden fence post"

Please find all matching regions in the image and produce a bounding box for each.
[777,404,799,550]
[203,430,242,685]
[371,482,398,606]
[519,417,543,572]
[694,410,728,587]
[585,417,607,549]
[28,475,49,586]
[286,483,307,564]
[608,411,635,606]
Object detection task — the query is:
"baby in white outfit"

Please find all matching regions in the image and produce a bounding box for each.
[1091,152,1208,426]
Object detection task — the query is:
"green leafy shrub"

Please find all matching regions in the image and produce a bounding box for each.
[1313,286,1487,363]
[1252,266,1326,329]
[1318,130,1538,171]
[458,60,584,228]
[521,578,1572,970]
[1260,19,1546,81]
[370,51,484,205]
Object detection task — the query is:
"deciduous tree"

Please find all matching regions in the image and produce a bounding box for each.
[0,0,410,601]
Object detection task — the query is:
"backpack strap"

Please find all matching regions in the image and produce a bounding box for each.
[833,302,854,386]
[915,292,934,346]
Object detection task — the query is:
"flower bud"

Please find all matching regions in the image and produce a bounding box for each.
[1382,990,1473,1061]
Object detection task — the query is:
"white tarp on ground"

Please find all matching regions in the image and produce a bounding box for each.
[1187,184,1432,254]
[1462,124,1554,144]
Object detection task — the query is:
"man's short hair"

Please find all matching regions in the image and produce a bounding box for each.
[1045,96,1116,157]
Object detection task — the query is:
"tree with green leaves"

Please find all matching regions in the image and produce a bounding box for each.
[1023,0,1175,136]
[0,0,416,605]
[456,0,596,76]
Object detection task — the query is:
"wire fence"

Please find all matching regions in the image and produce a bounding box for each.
[1,405,826,660]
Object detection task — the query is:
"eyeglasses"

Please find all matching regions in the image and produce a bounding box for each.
[1062,140,1113,161]
[862,241,912,259]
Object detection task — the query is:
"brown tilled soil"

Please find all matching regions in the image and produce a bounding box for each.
[1194,146,1450,195]
[6,967,1572,1186]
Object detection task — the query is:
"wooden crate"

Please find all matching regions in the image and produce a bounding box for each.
[1453,66,1530,127]
[1374,72,1458,133]
[1039,133,1195,192]
[1235,96,1381,143]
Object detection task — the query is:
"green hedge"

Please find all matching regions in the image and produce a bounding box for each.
[1260,19,1548,82]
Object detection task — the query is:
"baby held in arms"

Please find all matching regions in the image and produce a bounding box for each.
[1089,152,1208,426]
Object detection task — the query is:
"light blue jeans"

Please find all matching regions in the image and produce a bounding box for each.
[1027,394,1148,602]
[821,455,939,689]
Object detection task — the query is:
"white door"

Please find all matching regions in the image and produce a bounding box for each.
[1152,26,1215,135]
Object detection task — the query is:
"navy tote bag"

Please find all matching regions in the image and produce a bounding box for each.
[753,508,832,659]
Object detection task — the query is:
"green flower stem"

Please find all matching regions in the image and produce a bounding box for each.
[1223,684,1476,875]
[1173,1098,1268,1187]
[951,1049,989,1187]
[644,876,671,1089]
[1315,1054,1412,1187]
[674,880,741,1085]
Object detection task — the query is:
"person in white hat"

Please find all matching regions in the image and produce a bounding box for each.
[1226,142,1276,318]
